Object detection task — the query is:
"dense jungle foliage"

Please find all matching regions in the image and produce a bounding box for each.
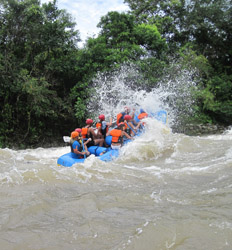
[0,0,231,148]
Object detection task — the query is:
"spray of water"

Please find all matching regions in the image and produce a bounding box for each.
[87,63,199,127]
[158,61,200,126]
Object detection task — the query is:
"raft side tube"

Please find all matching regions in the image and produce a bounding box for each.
[87,146,109,156]
[57,152,85,167]
[98,149,119,161]
[105,135,112,146]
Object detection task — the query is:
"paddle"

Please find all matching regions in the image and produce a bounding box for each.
[139,123,145,130]
[125,121,137,135]
[63,136,70,143]
[81,139,86,159]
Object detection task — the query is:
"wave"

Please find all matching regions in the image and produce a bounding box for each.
[1,120,231,187]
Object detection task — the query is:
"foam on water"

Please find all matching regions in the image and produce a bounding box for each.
[118,118,171,162]
[1,125,230,187]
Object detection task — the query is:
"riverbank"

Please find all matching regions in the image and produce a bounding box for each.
[1,123,229,150]
[172,123,227,136]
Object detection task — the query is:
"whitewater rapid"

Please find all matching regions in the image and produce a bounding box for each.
[0,124,232,250]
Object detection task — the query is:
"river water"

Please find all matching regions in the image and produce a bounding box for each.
[1,119,232,250]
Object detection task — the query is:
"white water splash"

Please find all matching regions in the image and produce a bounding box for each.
[158,62,199,125]
[87,63,199,127]
[88,64,164,122]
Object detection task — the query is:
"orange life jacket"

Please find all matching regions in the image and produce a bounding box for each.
[96,122,101,129]
[117,111,129,125]
[138,112,148,120]
[96,121,109,135]
[117,113,129,129]
[110,129,122,143]
[116,113,123,125]
[81,127,88,138]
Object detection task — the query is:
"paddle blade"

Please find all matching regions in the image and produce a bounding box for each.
[63,136,70,143]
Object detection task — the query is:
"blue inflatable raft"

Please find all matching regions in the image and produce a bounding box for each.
[57,110,168,167]
[57,145,119,167]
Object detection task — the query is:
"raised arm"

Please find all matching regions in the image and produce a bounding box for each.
[107,117,113,127]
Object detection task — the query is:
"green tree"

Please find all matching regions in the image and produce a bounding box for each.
[0,0,81,147]
[125,0,231,62]
[125,0,232,125]
[75,12,167,92]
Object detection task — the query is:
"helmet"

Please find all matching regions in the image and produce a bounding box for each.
[118,122,125,127]
[71,131,79,139]
[124,106,130,112]
[140,108,145,113]
[86,119,93,125]
[99,114,105,121]
[75,128,82,133]
[124,115,132,121]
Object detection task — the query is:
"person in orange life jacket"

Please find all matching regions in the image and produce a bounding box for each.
[137,109,149,127]
[70,131,90,158]
[138,109,148,120]
[81,119,104,147]
[116,106,135,126]
[106,122,134,150]
[124,115,142,136]
[138,109,148,119]
[96,114,112,139]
